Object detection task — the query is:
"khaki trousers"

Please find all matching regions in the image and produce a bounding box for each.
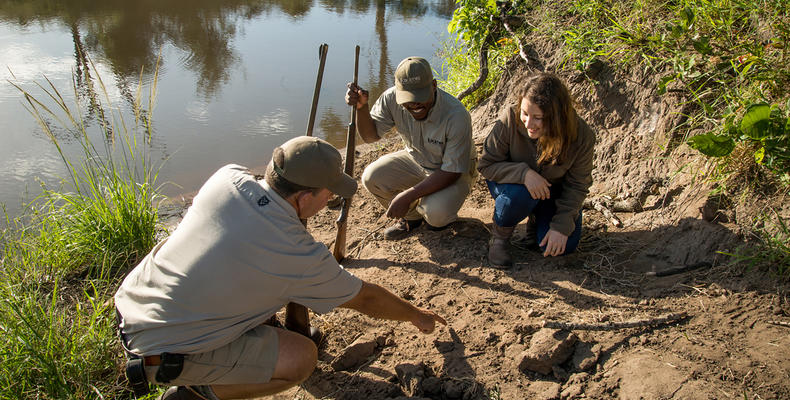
[361,149,476,227]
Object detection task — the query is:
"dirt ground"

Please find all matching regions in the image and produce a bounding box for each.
[251,43,790,399]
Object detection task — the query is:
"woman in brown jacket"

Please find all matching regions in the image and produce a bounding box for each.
[477,73,595,267]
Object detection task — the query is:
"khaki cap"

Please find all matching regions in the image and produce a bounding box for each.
[394,57,434,105]
[273,136,357,198]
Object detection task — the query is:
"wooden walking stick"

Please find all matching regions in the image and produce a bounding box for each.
[285,43,329,344]
[305,43,328,137]
[332,45,360,263]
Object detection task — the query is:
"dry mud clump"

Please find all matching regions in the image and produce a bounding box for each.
[266,42,789,400]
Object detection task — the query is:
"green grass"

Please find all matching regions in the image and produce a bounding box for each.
[437,36,517,108]
[1,55,163,398]
[719,206,790,276]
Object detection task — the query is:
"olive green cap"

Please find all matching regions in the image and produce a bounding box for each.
[394,57,433,105]
[273,136,357,198]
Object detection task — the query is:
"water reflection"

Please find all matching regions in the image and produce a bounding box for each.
[0,0,454,98]
[0,0,455,216]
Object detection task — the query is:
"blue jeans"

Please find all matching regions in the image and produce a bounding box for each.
[486,180,583,255]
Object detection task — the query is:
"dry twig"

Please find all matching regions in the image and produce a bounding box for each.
[541,312,687,331]
[502,19,529,64]
[591,198,623,227]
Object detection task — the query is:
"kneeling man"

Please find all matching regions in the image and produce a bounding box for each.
[115,136,446,400]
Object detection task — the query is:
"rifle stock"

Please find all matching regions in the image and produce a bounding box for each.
[332,45,360,262]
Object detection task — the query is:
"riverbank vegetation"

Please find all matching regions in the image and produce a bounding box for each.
[440,0,789,275]
[1,61,162,398]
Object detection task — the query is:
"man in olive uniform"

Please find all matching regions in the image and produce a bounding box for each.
[345,57,476,240]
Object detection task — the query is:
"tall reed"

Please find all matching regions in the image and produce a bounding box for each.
[1,54,163,398]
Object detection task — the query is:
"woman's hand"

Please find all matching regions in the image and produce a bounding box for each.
[540,229,568,257]
[524,169,552,200]
[411,308,447,334]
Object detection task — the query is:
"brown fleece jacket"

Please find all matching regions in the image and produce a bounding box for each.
[477,105,595,236]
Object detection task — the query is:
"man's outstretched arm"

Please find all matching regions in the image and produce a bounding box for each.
[340,281,446,333]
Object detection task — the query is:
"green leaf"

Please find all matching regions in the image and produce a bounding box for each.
[657,75,674,95]
[754,146,765,164]
[740,103,771,139]
[680,7,695,29]
[687,133,736,157]
[692,37,713,55]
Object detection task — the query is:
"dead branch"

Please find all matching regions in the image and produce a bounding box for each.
[588,198,623,227]
[541,312,687,331]
[457,32,492,101]
[501,19,529,64]
[768,320,790,328]
[645,261,712,277]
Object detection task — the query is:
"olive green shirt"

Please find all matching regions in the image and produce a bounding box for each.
[477,106,595,236]
[369,87,476,175]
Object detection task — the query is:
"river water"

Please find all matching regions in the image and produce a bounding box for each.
[0,0,455,217]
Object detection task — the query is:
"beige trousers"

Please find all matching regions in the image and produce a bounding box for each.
[361,149,476,227]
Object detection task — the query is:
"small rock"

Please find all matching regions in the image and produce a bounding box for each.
[330,333,380,371]
[527,308,542,317]
[528,381,561,400]
[567,372,589,384]
[571,342,601,371]
[505,343,527,369]
[561,382,584,399]
[518,328,578,375]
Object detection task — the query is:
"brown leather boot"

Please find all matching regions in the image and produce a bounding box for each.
[488,223,515,268]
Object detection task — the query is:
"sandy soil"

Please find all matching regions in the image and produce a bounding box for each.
[254,43,790,399]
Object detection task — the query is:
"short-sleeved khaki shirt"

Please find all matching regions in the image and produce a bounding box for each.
[115,165,362,355]
[369,87,475,174]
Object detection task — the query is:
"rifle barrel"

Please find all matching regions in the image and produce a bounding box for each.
[333,45,360,262]
[306,43,328,137]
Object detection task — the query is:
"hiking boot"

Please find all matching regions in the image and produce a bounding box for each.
[383,218,423,240]
[158,386,211,400]
[488,223,515,268]
[511,217,539,251]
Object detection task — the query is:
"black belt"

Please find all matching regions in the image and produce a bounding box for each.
[116,308,184,396]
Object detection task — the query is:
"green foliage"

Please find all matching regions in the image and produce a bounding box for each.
[688,102,790,180]
[521,0,789,178]
[448,0,498,49]
[438,36,516,108]
[445,0,532,107]
[7,58,162,279]
[720,208,790,277]
[1,55,163,398]
[0,281,120,399]
[687,132,736,157]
